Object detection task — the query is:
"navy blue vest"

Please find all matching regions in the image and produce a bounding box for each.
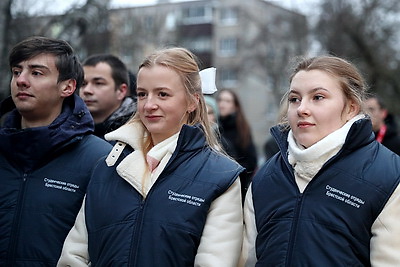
[0,135,111,266]
[252,119,400,266]
[0,95,111,266]
[85,125,244,266]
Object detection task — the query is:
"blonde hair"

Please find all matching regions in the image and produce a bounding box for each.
[130,47,223,155]
[279,55,368,127]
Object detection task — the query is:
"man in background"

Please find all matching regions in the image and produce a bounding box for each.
[0,36,111,266]
[80,54,136,138]
[366,95,400,155]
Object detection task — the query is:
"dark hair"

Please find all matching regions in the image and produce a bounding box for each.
[217,89,253,149]
[9,36,84,89]
[83,54,130,90]
[128,71,137,100]
[366,94,386,110]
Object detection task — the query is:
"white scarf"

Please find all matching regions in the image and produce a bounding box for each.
[287,114,364,192]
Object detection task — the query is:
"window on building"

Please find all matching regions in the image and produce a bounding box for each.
[181,5,212,24]
[219,69,238,87]
[143,16,154,30]
[182,37,212,53]
[165,12,177,30]
[122,20,134,35]
[220,7,238,25]
[219,38,237,56]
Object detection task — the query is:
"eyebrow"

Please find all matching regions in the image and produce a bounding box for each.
[289,87,329,94]
[136,87,171,91]
[91,77,106,82]
[13,64,50,71]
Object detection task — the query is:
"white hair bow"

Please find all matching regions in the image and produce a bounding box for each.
[199,67,217,94]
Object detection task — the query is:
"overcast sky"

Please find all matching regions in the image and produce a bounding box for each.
[12,0,319,18]
[44,0,318,15]
[110,0,316,11]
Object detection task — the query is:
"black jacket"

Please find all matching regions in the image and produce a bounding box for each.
[218,113,258,199]
[375,122,400,155]
[94,97,136,139]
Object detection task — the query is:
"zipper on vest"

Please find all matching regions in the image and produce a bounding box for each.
[129,196,146,266]
[6,173,28,265]
[128,170,168,266]
[285,193,303,267]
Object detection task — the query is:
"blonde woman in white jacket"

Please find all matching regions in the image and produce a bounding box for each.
[58,47,244,267]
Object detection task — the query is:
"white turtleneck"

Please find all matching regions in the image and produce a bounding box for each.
[288,114,364,192]
[240,114,400,267]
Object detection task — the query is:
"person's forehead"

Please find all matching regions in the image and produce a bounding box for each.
[219,91,234,101]
[84,62,113,76]
[22,53,57,68]
[365,98,379,107]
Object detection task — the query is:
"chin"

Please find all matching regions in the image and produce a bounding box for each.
[296,139,314,149]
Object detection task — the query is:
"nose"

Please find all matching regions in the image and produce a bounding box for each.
[143,95,158,111]
[80,83,93,96]
[297,100,310,116]
[15,71,29,88]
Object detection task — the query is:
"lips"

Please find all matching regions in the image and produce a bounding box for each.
[83,100,96,105]
[146,115,161,118]
[297,121,314,128]
[145,115,162,121]
[16,92,33,99]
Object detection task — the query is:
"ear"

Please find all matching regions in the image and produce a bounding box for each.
[116,83,128,101]
[381,108,388,120]
[345,99,360,120]
[60,79,76,98]
[187,93,200,113]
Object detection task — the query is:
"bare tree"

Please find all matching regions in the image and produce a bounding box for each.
[240,3,308,123]
[109,6,178,70]
[0,0,111,99]
[0,0,13,100]
[314,0,400,113]
[39,0,112,57]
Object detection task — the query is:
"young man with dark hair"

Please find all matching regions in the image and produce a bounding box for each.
[0,36,111,266]
[80,54,137,138]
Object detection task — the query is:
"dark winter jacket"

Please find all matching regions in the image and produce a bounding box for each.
[374,121,400,155]
[84,124,244,266]
[251,118,400,266]
[94,97,136,139]
[0,94,112,266]
[218,113,258,199]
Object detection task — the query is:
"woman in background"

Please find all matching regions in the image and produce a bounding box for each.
[217,89,258,201]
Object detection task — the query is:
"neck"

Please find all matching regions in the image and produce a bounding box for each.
[20,107,63,129]
[93,105,121,124]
